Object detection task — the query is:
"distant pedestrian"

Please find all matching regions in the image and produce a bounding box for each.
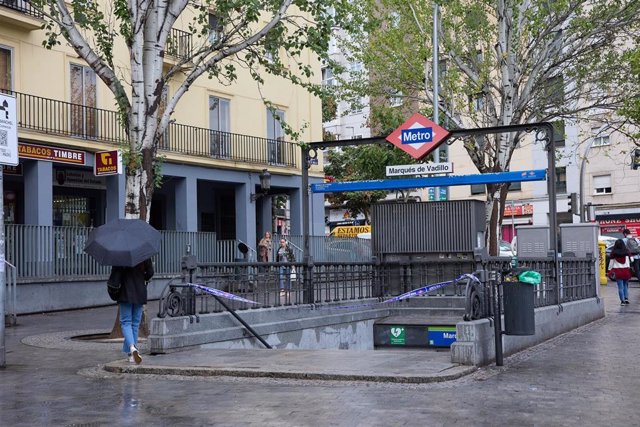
[609,239,632,305]
[258,231,272,262]
[622,229,640,280]
[276,239,296,292]
[108,258,154,364]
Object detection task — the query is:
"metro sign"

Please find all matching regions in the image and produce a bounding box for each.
[386,113,450,160]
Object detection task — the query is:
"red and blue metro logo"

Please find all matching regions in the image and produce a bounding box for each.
[385,113,450,160]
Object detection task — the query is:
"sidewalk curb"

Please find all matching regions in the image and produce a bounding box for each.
[103,361,477,384]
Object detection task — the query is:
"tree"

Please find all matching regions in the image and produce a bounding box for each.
[324,144,415,222]
[34,0,353,221]
[340,0,640,254]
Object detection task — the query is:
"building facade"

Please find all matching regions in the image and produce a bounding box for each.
[0,2,325,243]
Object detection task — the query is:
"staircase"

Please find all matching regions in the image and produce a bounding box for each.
[374,295,466,349]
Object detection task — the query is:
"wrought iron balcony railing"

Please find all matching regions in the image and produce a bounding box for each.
[166,28,193,61]
[0,0,43,18]
[3,89,298,168]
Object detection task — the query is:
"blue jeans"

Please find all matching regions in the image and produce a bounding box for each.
[279,266,291,290]
[119,303,143,354]
[616,279,629,302]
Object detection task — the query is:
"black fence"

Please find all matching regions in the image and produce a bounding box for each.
[157,255,597,318]
[0,0,43,18]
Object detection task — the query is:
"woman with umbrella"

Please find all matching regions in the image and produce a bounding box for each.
[108,259,154,364]
[85,218,161,364]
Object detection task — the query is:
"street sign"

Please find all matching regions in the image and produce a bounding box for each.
[386,113,450,160]
[386,162,453,177]
[0,94,19,166]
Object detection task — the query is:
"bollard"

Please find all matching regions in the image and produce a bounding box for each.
[598,241,608,285]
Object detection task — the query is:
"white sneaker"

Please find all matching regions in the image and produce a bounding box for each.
[127,353,136,364]
[130,345,142,365]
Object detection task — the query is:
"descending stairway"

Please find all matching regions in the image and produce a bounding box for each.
[374,295,466,349]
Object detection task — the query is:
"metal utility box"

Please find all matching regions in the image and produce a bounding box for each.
[371,200,486,256]
[560,223,599,258]
[515,225,550,258]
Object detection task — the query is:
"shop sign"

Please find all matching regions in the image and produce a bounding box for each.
[504,203,533,217]
[53,168,106,189]
[390,326,406,345]
[2,164,22,175]
[19,142,85,165]
[0,93,19,166]
[94,149,122,176]
[599,218,640,236]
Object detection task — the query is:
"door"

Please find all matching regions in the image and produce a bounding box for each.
[209,96,230,158]
[70,64,97,138]
[267,108,285,165]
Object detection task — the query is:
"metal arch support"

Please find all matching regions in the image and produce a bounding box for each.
[301,122,558,270]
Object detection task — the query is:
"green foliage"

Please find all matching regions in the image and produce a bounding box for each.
[324,144,415,220]
[322,94,338,123]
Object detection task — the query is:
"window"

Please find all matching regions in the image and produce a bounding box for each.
[267,108,285,165]
[508,181,521,191]
[208,14,223,45]
[552,120,565,147]
[592,127,610,147]
[390,92,403,107]
[555,166,567,194]
[70,64,97,138]
[0,46,11,90]
[470,184,486,195]
[209,96,230,158]
[543,75,565,108]
[593,174,612,195]
[468,93,484,112]
[321,67,334,86]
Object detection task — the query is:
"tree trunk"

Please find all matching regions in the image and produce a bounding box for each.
[485,183,510,256]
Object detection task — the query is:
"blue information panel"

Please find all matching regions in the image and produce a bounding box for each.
[427,326,457,348]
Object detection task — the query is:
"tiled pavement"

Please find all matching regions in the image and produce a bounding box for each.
[1,283,638,426]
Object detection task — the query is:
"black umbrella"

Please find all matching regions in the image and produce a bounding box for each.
[84,218,162,267]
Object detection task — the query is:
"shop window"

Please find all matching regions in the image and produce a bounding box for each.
[267,107,285,165]
[70,64,97,138]
[53,195,93,227]
[0,46,12,91]
[593,174,612,195]
[209,96,230,158]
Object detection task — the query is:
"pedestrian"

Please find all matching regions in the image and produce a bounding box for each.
[276,238,296,293]
[107,258,154,364]
[258,231,272,262]
[622,229,640,280]
[608,239,632,305]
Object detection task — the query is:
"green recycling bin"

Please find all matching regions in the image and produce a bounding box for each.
[502,270,537,336]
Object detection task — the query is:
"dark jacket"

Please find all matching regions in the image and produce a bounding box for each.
[108,259,154,305]
[276,244,296,262]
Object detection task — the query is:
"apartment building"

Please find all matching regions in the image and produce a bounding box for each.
[0,1,325,242]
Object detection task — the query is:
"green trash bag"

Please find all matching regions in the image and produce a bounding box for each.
[518,270,541,285]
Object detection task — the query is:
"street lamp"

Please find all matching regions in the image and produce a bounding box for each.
[250,169,271,202]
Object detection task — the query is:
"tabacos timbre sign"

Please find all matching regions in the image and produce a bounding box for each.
[94,149,122,176]
[18,142,85,165]
[386,113,450,160]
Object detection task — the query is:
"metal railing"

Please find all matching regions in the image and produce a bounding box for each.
[2,89,298,168]
[273,234,372,262]
[4,225,246,280]
[0,0,43,18]
[166,28,192,61]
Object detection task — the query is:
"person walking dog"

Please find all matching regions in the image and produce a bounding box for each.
[108,258,154,364]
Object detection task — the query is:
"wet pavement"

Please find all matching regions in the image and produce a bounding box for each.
[1,283,639,426]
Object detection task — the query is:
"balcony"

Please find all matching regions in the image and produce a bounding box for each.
[5,89,299,169]
[165,28,193,63]
[0,0,44,30]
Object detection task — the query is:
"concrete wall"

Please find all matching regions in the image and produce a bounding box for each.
[150,304,391,353]
[14,278,171,314]
[451,297,605,366]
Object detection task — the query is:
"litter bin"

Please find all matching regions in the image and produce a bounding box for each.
[502,269,536,335]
